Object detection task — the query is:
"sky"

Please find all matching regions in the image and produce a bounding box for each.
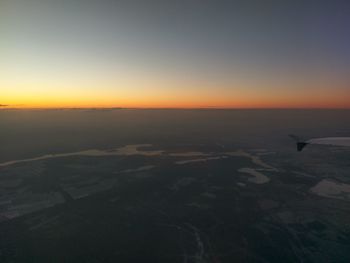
[1,0,350,108]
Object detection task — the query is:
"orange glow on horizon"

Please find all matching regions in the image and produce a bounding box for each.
[2,82,350,110]
[2,95,349,109]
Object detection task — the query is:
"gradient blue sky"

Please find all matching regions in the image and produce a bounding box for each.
[1,0,350,108]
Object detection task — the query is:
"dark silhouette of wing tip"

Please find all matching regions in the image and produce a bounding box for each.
[289,134,308,151]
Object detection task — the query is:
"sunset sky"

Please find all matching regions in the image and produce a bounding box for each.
[1,0,350,108]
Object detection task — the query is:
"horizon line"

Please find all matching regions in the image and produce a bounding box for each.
[1,106,350,110]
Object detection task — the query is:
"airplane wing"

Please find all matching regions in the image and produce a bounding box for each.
[307,137,350,147]
[289,135,350,151]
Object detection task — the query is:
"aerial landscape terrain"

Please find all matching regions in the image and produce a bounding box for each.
[0,109,349,262]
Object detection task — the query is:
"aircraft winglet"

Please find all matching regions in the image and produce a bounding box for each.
[289,134,308,151]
